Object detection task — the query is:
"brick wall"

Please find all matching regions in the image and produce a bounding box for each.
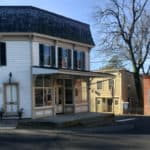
[143,76,150,115]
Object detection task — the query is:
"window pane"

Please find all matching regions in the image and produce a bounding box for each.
[109,79,114,89]
[44,89,52,106]
[57,79,63,86]
[47,89,52,106]
[68,49,72,69]
[62,48,68,68]
[44,76,52,87]
[77,52,81,69]
[73,51,85,70]
[58,87,64,104]
[35,89,43,107]
[44,45,51,66]
[35,76,43,87]
[39,44,55,67]
[65,79,72,88]
[81,52,85,70]
[97,81,102,89]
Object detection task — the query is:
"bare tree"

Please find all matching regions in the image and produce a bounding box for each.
[95,0,150,114]
[101,55,125,69]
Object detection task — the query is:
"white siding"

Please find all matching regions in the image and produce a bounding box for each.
[0,41,32,118]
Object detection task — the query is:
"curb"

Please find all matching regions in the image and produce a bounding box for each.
[0,124,135,136]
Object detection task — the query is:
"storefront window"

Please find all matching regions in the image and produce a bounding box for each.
[35,75,43,87]
[35,89,43,107]
[34,75,53,107]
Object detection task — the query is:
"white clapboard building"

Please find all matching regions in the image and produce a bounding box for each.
[0,6,105,118]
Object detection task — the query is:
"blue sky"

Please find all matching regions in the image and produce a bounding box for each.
[0,0,105,70]
[0,0,99,26]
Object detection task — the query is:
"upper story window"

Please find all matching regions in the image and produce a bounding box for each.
[74,50,85,70]
[97,81,102,89]
[108,79,114,89]
[39,44,55,67]
[58,47,72,69]
[0,42,6,66]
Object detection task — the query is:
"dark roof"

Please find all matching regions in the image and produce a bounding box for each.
[0,6,94,46]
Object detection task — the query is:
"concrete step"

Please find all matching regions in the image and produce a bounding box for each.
[17,113,115,129]
[0,120,18,129]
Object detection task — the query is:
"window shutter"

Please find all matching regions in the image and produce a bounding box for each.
[73,50,77,69]
[81,52,85,70]
[51,46,55,67]
[58,47,62,68]
[0,42,6,66]
[39,44,44,66]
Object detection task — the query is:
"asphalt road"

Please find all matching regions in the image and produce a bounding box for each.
[0,116,150,150]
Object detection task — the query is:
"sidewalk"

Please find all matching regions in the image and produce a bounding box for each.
[17,112,114,129]
[0,119,18,129]
[0,112,136,135]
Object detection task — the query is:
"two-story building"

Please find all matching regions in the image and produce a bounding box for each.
[90,69,137,115]
[143,75,150,115]
[0,6,107,118]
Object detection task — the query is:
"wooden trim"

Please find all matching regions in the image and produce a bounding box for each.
[0,32,93,49]
[3,82,19,115]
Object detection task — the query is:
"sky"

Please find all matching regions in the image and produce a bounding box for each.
[0,0,105,70]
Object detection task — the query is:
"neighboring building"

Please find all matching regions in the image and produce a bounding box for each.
[143,76,150,115]
[0,6,105,118]
[90,69,137,115]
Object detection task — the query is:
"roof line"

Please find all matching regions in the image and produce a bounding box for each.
[0,5,90,27]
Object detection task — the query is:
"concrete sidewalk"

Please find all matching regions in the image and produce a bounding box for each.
[0,119,18,129]
[18,112,114,129]
[0,113,137,134]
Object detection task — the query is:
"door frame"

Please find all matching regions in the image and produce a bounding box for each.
[107,98,113,112]
[95,97,102,112]
[3,82,19,115]
[55,86,65,114]
[55,79,73,114]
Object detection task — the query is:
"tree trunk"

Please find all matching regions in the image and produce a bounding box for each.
[133,71,144,114]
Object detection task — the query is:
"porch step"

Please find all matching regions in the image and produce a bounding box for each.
[2,115,20,120]
[0,120,18,129]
